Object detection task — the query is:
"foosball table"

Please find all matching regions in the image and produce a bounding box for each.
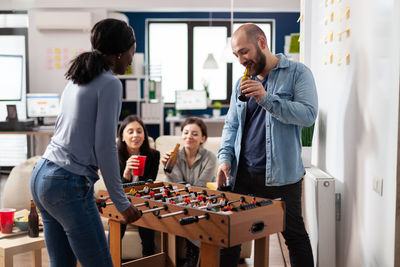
[98,181,285,267]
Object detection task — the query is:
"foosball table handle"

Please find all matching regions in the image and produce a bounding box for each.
[179,213,210,225]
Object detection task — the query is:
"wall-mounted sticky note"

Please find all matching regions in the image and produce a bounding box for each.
[54,55,60,61]
[54,48,61,54]
[330,31,334,42]
[345,28,350,37]
[55,62,61,69]
[345,7,350,19]
[346,53,350,65]
[330,11,334,22]
[330,53,334,64]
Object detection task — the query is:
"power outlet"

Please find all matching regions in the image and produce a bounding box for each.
[372,177,383,196]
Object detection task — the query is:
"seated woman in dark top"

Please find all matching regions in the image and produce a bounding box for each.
[117,115,160,257]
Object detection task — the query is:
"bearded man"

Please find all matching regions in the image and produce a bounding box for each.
[217,23,318,267]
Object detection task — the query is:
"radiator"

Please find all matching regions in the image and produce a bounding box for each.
[303,167,336,267]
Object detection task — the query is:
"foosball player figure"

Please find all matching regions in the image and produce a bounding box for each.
[129,188,136,196]
[184,197,191,206]
[148,191,155,199]
[161,188,169,201]
[143,184,150,194]
[169,199,176,205]
[186,184,192,192]
[224,203,232,211]
[135,192,142,198]
[251,197,257,204]
[197,195,204,203]
[175,191,183,202]
[219,197,228,206]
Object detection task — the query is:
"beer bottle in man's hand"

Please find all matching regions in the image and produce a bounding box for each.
[164,143,180,173]
[28,200,39,237]
[238,66,251,102]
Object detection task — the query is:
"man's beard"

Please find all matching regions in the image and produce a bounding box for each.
[248,46,266,76]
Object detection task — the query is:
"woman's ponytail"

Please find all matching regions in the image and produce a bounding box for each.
[65,51,110,85]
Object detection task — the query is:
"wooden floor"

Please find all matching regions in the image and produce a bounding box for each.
[10,233,290,267]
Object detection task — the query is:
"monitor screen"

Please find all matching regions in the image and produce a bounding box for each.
[0,55,23,101]
[175,90,207,110]
[26,93,60,118]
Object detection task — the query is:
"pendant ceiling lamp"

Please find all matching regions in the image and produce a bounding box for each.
[203,12,218,69]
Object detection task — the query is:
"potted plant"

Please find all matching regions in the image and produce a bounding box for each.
[301,123,315,167]
[203,80,212,106]
[167,109,174,117]
[212,101,222,117]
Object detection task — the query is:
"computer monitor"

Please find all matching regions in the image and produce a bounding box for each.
[26,93,60,125]
[0,55,23,101]
[175,90,207,112]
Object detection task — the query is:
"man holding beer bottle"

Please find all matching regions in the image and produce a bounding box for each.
[217,23,318,267]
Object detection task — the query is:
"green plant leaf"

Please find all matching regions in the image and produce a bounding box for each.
[301,123,315,147]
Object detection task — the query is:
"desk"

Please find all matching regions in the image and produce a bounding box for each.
[165,116,226,137]
[0,128,53,158]
[0,232,45,267]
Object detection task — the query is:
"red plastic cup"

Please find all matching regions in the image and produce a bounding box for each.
[132,155,147,177]
[0,208,16,234]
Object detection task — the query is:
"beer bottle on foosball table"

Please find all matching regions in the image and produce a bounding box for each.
[164,143,180,173]
[28,200,39,237]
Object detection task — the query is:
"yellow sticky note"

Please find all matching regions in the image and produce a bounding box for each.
[345,7,350,19]
[330,31,334,42]
[346,53,350,65]
[54,48,61,54]
[330,53,334,64]
[345,28,350,37]
[330,11,334,22]
[55,62,61,69]
[54,55,60,61]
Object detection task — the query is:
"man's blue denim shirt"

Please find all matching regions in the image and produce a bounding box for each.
[217,54,318,186]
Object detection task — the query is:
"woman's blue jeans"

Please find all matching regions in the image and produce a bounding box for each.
[30,158,113,267]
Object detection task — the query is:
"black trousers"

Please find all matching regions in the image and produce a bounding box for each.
[233,170,314,267]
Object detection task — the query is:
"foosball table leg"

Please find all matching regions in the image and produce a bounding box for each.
[254,236,270,267]
[162,233,177,267]
[200,242,220,267]
[109,220,122,267]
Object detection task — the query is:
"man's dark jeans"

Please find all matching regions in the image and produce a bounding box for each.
[233,170,314,267]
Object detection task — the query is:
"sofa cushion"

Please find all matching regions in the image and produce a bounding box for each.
[2,156,41,210]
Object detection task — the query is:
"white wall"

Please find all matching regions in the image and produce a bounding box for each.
[28,9,107,94]
[304,0,400,266]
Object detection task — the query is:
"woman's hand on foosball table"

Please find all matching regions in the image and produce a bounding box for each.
[120,204,142,224]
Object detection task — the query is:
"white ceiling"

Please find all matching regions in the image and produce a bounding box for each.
[9,0,300,12]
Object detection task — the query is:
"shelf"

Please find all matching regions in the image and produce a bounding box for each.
[117,74,146,79]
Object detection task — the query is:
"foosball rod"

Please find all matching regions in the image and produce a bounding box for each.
[157,208,188,219]
[227,196,246,205]
[98,200,149,209]
[122,181,146,188]
[140,205,168,215]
